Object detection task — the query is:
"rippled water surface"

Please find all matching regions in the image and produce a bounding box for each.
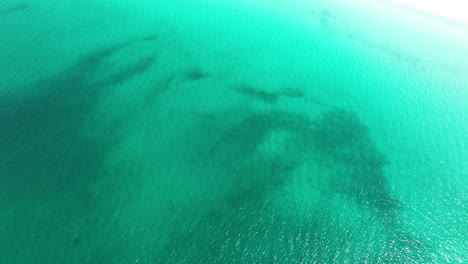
[1,0,467,263]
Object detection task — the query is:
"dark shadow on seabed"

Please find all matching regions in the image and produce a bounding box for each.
[160,107,432,263]
[0,39,156,201]
[234,84,304,104]
[0,28,433,261]
[0,3,29,16]
[182,67,209,81]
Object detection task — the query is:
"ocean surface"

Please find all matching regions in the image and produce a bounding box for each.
[0,0,467,263]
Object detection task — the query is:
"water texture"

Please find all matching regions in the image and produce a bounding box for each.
[0,0,467,263]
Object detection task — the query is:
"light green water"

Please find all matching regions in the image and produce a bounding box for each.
[0,0,467,263]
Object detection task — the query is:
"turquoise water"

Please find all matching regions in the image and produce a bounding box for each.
[1,0,467,263]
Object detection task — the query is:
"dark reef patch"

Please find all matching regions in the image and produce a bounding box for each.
[186,110,311,207]
[159,107,416,262]
[309,109,400,211]
[234,85,279,103]
[191,108,399,214]
[234,85,304,104]
[142,33,158,42]
[161,106,435,263]
[0,3,29,16]
[0,40,155,200]
[182,67,208,81]
[104,56,156,86]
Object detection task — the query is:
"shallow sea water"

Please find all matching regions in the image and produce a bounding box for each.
[0,0,467,263]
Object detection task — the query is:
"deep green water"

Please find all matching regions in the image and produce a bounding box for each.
[1,0,467,263]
